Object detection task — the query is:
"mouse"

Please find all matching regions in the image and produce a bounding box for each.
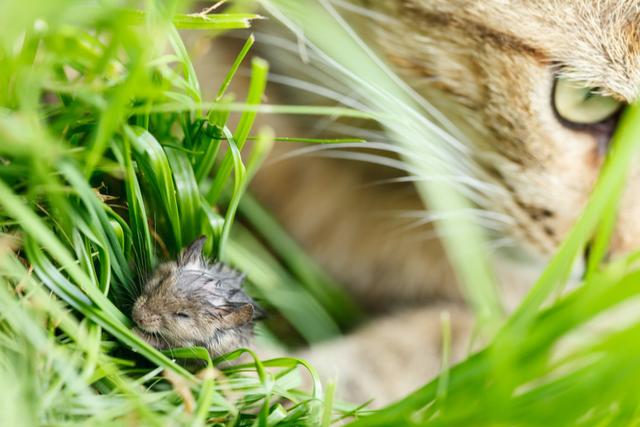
[131,236,264,360]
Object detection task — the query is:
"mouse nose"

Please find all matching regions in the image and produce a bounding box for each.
[132,308,161,328]
[132,310,143,325]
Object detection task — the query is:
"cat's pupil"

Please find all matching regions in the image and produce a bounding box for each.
[583,89,597,101]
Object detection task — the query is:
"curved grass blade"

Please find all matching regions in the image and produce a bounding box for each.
[216,34,255,101]
[166,146,202,246]
[126,125,182,249]
[216,126,246,257]
[112,138,156,275]
[206,57,269,205]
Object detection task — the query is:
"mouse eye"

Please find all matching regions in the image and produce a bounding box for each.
[553,77,622,125]
[173,312,190,319]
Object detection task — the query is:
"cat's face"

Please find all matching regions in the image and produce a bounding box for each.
[358,0,640,258]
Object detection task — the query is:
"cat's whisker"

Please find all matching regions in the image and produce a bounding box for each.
[389,209,514,225]
[269,141,411,162]
[256,3,523,236]
[251,31,352,89]
[400,225,517,247]
[255,27,484,186]
[381,208,514,231]
[302,150,421,173]
[328,0,397,24]
[323,123,387,140]
[256,27,472,157]
[246,35,440,145]
[358,174,505,197]
[313,0,471,144]
[398,226,467,244]
[271,144,501,207]
[267,72,370,111]
[269,140,464,172]
[486,236,518,252]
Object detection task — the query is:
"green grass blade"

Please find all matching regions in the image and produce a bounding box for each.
[509,103,640,327]
[126,125,183,249]
[206,57,269,205]
[112,138,156,273]
[217,34,255,101]
[166,146,202,246]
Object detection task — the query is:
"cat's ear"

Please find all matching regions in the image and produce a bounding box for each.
[221,303,254,327]
[180,236,207,265]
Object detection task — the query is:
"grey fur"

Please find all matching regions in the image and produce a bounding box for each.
[131,236,263,359]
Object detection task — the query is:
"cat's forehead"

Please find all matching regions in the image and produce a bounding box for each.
[399,0,640,101]
[485,0,640,101]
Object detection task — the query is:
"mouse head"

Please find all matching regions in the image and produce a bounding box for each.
[132,237,261,347]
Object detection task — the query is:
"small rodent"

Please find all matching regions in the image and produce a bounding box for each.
[132,236,263,359]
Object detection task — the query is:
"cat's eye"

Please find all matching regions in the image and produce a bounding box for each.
[174,312,190,319]
[553,78,622,125]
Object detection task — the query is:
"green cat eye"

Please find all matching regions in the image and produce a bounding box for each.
[553,78,622,125]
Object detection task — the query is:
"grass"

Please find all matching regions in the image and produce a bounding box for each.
[2,0,640,426]
[0,1,361,425]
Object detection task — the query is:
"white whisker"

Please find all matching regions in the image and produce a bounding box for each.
[317,0,472,145]
[267,73,370,111]
[328,0,397,24]
[323,123,387,140]
[486,236,518,252]
[259,0,522,239]
[358,175,505,198]
[253,20,483,179]
[386,208,513,223]
[269,143,504,205]
[255,9,472,158]
[381,208,514,229]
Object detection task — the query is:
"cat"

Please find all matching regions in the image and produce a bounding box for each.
[204,0,640,406]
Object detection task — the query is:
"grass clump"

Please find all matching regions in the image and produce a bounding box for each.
[0,0,361,425]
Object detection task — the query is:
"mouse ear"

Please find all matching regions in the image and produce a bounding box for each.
[180,235,207,265]
[251,302,267,321]
[221,303,254,328]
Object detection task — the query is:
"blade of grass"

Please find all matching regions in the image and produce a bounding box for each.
[508,103,640,327]
[216,126,246,257]
[112,139,156,273]
[166,146,202,246]
[126,125,183,249]
[217,34,255,101]
[206,57,269,205]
